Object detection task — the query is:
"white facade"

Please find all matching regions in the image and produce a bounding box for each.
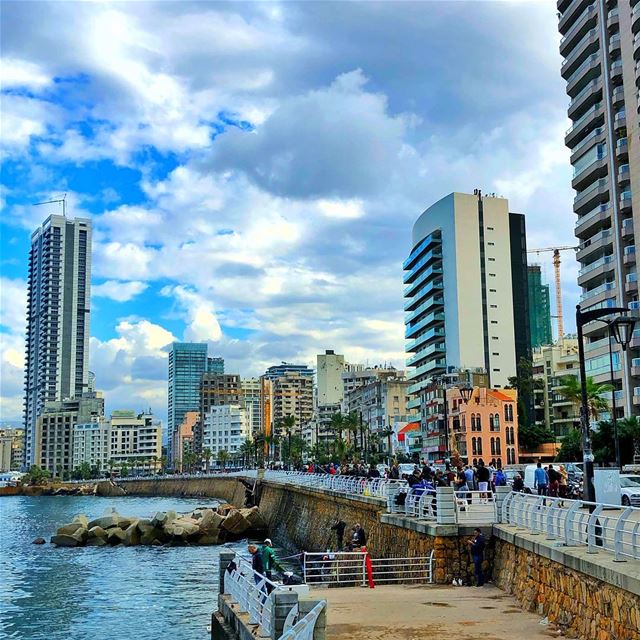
[340,367,398,414]
[110,411,162,470]
[72,419,110,471]
[241,378,262,437]
[406,192,519,404]
[316,351,346,406]
[203,405,250,460]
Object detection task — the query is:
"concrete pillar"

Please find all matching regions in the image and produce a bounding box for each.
[436,486,456,524]
[269,591,298,640]
[494,486,511,523]
[298,599,327,640]
[219,550,235,594]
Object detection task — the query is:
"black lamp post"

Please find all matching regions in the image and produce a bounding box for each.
[459,385,474,404]
[576,304,632,502]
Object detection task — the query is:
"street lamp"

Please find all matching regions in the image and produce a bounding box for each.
[459,384,474,404]
[576,304,632,502]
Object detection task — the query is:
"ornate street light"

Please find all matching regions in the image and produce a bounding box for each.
[459,385,474,404]
[576,304,631,502]
[611,316,636,351]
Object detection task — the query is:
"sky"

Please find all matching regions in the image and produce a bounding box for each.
[0,0,577,427]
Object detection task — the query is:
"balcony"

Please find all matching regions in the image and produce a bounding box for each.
[405,326,446,353]
[609,32,621,55]
[570,127,605,160]
[560,5,597,56]
[565,102,604,147]
[618,163,631,185]
[577,253,614,282]
[559,0,592,34]
[568,78,603,119]
[404,279,444,313]
[403,247,443,284]
[624,245,636,265]
[408,350,448,380]
[612,85,625,107]
[580,280,616,304]
[634,32,640,61]
[561,28,599,79]
[620,192,633,214]
[607,7,619,30]
[406,341,446,368]
[566,53,601,98]
[626,272,638,294]
[574,177,609,213]
[613,109,626,131]
[616,137,628,159]
[404,231,441,271]
[611,59,624,81]
[572,148,607,191]
[576,228,612,261]
[405,311,445,339]
[633,2,640,34]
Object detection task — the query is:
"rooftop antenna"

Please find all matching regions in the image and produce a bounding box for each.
[33,193,67,217]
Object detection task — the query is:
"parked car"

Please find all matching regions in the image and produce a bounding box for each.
[398,463,418,477]
[620,474,640,506]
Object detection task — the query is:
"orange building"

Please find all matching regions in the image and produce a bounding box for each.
[172,411,198,471]
[447,387,519,467]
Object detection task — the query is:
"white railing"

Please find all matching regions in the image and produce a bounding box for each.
[404,487,437,520]
[302,551,434,586]
[279,600,326,640]
[502,492,640,562]
[454,490,497,524]
[224,557,281,637]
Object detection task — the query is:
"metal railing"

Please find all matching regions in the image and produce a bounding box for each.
[455,490,497,524]
[280,600,326,640]
[224,557,281,637]
[404,487,437,520]
[502,492,640,562]
[302,551,434,586]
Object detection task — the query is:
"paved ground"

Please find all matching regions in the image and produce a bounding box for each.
[310,583,555,640]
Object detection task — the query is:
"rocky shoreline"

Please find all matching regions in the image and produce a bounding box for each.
[48,504,266,547]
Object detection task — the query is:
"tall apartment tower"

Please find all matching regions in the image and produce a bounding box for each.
[24,214,92,466]
[558,0,640,414]
[528,266,554,348]
[404,192,530,413]
[194,373,241,453]
[316,350,346,406]
[167,343,208,457]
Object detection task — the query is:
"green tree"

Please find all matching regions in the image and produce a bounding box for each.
[517,423,556,450]
[619,416,640,464]
[555,428,583,462]
[343,412,360,449]
[329,412,344,439]
[506,357,541,427]
[217,449,230,471]
[120,464,130,478]
[282,415,296,469]
[202,448,213,472]
[557,376,612,422]
[380,427,394,462]
[591,420,616,464]
[24,465,51,485]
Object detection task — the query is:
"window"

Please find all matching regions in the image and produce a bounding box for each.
[477,437,483,455]
[489,288,497,292]
[496,437,501,455]
[489,273,496,277]
[491,321,498,325]
[487,226,494,231]
[488,242,495,246]
[472,437,477,455]
[492,352,499,356]
[488,257,496,262]
[490,304,497,308]
[490,437,496,456]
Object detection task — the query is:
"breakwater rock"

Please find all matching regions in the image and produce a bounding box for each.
[50,504,267,548]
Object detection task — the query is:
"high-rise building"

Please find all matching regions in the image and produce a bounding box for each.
[261,371,314,440]
[202,405,250,464]
[241,377,262,438]
[195,374,241,453]
[316,350,346,406]
[404,192,530,413]
[24,214,92,467]
[558,0,640,414]
[0,428,24,472]
[528,266,554,348]
[207,357,225,375]
[264,363,314,380]
[167,343,208,458]
[171,411,198,472]
[34,393,105,475]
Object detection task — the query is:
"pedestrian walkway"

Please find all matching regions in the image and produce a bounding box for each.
[309,584,551,640]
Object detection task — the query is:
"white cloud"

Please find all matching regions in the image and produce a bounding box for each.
[92,280,149,302]
[0,57,51,89]
[161,285,222,343]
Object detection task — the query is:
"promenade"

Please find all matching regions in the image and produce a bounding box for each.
[307,584,551,640]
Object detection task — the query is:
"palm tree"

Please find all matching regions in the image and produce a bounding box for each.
[202,448,212,472]
[282,415,296,469]
[381,427,394,462]
[330,412,344,439]
[217,449,230,471]
[343,412,360,450]
[620,416,640,463]
[557,375,612,422]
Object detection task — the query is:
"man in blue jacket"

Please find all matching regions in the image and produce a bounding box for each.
[534,462,548,496]
[468,528,486,587]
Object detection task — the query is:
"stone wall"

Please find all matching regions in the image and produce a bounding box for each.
[97,477,247,507]
[493,534,640,640]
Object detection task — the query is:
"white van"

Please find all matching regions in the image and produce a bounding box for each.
[523,464,541,491]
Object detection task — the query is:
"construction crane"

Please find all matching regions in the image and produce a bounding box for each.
[33,193,67,216]
[527,245,577,341]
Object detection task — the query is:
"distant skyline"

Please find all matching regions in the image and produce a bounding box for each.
[0,1,575,426]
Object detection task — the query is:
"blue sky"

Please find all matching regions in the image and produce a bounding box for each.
[0,1,576,426]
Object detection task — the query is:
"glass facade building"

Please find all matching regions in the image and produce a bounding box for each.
[527,266,553,349]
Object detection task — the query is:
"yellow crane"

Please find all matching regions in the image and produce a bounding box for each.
[527,245,577,341]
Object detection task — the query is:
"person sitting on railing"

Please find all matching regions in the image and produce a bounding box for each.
[511,473,524,492]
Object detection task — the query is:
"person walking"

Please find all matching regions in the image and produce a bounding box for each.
[468,528,486,587]
[547,464,560,497]
[261,538,282,591]
[534,462,548,496]
[476,460,490,497]
[248,544,265,586]
[558,465,568,498]
[463,465,475,491]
